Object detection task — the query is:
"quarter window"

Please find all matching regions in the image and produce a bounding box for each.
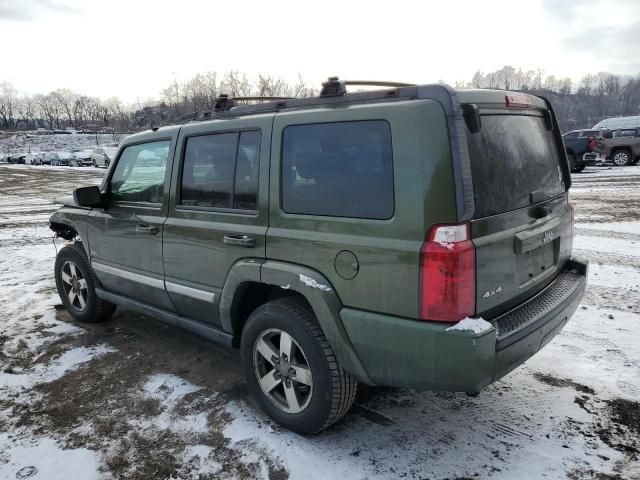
[180,131,261,210]
[110,140,170,204]
[281,121,394,219]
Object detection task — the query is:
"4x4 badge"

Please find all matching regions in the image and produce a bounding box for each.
[542,231,554,243]
[482,286,503,298]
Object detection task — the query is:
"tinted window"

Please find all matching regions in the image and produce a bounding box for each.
[110,140,170,203]
[563,132,579,139]
[181,131,261,210]
[234,131,261,210]
[282,121,393,219]
[467,115,565,218]
[579,130,599,138]
[614,129,637,138]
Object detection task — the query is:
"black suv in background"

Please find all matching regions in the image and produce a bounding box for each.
[562,129,603,172]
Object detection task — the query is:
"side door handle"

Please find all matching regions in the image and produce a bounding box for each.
[223,234,255,248]
[136,224,159,235]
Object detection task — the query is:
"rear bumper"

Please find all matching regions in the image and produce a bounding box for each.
[340,258,588,391]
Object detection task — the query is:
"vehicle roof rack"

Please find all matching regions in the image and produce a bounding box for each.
[174,77,421,124]
[320,77,416,96]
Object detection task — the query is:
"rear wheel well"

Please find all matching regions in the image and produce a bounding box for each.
[230,282,311,347]
[50,222,78,241]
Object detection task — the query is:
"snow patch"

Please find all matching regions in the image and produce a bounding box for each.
[132,374,209,433]
[299,274,332,292]
[182,445,222,477]
[446,317,494,334]
[0,345,115,390]
[0,434,103,480]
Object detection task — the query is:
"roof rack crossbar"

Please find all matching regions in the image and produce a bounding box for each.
[231,96,295,102]
[320,77,416,97]
[343,80,417,88]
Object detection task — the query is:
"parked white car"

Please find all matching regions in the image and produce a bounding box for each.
[91,147,118,168]
[70,149,94,167]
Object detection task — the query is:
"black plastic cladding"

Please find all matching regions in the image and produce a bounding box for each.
[177,84,477,223]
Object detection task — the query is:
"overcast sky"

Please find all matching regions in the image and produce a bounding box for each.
[1,0,639,102]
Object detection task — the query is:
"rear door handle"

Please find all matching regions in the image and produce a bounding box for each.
[136,224,159,235]
[224,234,255,248]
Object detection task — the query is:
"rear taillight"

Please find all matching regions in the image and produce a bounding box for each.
[587,136,596,152]
[420,223,476,322]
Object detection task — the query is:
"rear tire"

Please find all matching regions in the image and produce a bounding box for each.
[612,149,632,166]
[240,297,357,434]
[574,163,586,173]
[54,243,116,323]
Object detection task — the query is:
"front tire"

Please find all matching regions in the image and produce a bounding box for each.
[54,243,116,323]
[241,297,357,434]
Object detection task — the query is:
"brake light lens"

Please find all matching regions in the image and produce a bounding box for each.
[505,94,532,108]
[587,136,596,152]
[420,223,476,322]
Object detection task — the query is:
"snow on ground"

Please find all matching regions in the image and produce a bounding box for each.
[0,164,638,479]
[0,434,104,480]
[0,132,124,157]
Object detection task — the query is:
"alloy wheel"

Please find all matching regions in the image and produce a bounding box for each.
[60,260,88,311]
[253,328,313,413]
[613,151,630,166]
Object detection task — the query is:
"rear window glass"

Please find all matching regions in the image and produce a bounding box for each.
[281,121,394,219]
[467,115,565,218]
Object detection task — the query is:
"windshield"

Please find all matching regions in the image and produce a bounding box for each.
[467,114,566,218]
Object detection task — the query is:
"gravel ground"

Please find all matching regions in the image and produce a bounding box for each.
[0,164,639,480]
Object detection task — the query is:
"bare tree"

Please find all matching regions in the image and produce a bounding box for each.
[0,82,18,128]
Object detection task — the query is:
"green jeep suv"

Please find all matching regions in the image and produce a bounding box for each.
[50,79,588,434]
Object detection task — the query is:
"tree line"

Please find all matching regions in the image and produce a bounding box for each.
[458,66,640,130]
[1,67,639,133]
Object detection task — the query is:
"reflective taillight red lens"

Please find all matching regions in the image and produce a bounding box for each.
[419,223,476,322]
[587,136,596,152]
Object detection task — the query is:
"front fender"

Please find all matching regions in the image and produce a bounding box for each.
[49,207,91,256]
[219,259,374,385]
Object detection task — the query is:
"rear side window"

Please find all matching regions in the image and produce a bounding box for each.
[181,131,261,210]
[614,129,637,138]
[110,140,170,204]
[281,120,394,219]
[467,115,565,218]
[579,130,599,138]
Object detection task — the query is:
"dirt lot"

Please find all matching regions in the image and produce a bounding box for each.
[0,164,639,479]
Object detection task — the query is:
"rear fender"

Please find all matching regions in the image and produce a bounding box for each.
[219,259,374,384]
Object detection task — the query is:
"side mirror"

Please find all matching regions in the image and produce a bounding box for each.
[73,186,104,208]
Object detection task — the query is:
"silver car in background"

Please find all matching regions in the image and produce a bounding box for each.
[91,147,118,168]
